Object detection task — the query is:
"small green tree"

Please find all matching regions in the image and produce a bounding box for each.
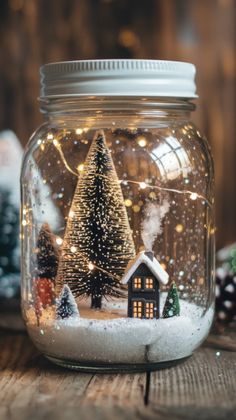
[162,281,180,318]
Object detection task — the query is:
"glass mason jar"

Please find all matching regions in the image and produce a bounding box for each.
[21,60,215,372]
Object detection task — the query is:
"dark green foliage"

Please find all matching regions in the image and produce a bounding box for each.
[56,284,79,319]
[36,223,59,279]
[56,131,135,309]
[162,281,180,318]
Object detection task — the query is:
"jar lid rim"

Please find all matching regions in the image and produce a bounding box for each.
[40,59,198,99]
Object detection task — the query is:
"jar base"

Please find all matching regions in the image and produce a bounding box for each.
[45,354,191,373]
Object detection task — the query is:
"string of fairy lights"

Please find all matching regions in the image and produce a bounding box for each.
[50,133,213,208]
[22,131,214,290]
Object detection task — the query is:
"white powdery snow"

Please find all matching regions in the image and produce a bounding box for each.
[26,298,214,365]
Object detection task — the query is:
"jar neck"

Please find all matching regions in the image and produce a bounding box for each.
[40,96,195,126]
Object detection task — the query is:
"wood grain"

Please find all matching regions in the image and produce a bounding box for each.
[0,331,147,420]
[0,332,92,419]
[0,330,235,420]
[0,0,235,247]
[148,348,236,411]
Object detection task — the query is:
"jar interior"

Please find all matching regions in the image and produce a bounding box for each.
[21,117,215,367]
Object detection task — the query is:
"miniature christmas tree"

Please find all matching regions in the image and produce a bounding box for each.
[56,130,135,308]
[56,284,80,319]
[33,223,59,318]
[36,223,59,279]
[162,281,180,318]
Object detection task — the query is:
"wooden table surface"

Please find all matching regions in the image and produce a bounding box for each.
[0,330,235,420]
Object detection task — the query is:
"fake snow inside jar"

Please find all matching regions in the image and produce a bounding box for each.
[21,60,215,372]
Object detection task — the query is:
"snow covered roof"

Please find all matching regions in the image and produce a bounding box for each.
[121,251,169,286]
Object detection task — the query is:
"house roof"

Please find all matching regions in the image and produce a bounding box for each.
[121,251,169,286]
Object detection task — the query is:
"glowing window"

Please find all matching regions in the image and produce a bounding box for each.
[133,277,142,289]
[145,301,155,319]
[145,278,154,289]
[133,300,143,318]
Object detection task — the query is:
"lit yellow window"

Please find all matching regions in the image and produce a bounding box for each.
[145,278,154,289]
[145,301,154,319]
[133,277,142,289]
[133,301,143,318]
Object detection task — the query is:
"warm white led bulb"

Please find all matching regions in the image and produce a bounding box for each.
[76,128,83,135]
[190,192,198,200]
[88,262,94,270]
[139,182,146,189]
[56,237,63,245]
[137,137,147,147]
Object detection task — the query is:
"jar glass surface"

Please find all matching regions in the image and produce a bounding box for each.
[21,97,215,371]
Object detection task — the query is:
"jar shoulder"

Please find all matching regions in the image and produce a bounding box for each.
[21,122,54,177]
[183,121,214,171]
[20,119,214,183]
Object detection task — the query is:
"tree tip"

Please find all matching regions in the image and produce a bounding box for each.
[40,222,51,233]
[94,129,106,141]
[60,283,71,294]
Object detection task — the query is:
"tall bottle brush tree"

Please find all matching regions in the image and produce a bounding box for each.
[56,130,135,308]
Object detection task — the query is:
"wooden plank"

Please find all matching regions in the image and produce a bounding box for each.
[148,347,236,419]
[1,331,236,420]
[0,332,93,419]
[0,331,147,420]
[81,372,147,406]
[207,333,236,352]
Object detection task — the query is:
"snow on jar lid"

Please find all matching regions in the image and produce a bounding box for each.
[40,59,197,99]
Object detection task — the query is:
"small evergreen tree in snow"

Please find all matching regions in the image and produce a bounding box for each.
[33,223,59,320]
[36,222,59,279]
[56,285,79,320]
[162,281,180,318]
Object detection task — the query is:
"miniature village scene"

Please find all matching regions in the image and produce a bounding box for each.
[22,129,214,365]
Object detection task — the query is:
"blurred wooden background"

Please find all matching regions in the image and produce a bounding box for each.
[0,0,235,248]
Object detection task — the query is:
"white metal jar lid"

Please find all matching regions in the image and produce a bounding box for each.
[40,59,197,99]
